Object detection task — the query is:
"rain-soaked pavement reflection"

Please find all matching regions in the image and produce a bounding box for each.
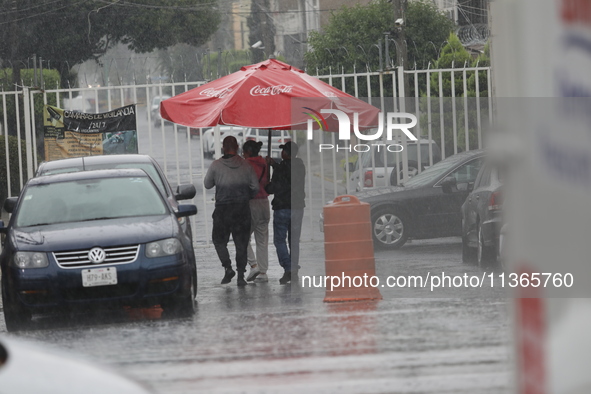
[1,238,511,393]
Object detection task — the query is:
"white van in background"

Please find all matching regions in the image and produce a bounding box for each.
[348,139,442,191]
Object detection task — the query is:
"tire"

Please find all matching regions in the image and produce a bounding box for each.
[161,269,197,318]
[462,236,476,264]
[2,281,32,332]
[477,223,496,268]
[371,208,408,249]
[390,160,421,186]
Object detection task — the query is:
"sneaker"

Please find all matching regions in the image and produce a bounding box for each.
[254,273,268,283]
[246,265,260,282]
[279,271,291,285]
[221,267,235,284]
[237,274,247,287]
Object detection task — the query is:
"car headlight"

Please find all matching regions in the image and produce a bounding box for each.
[13,252,49,268]
[146,238,182,258]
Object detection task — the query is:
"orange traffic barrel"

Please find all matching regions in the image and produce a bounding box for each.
[323,195,382,302]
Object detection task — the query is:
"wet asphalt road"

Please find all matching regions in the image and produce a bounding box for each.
[1,238,512,393]
[1,105,511,392]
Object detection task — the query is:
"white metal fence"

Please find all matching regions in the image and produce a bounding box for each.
[1,65,492,245]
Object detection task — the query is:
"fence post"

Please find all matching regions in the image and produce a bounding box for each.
[23,87,34,180]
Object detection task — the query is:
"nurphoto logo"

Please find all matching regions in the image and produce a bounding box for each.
[305,109,418,152]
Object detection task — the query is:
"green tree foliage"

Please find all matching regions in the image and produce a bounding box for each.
[429,33,473,97]
[405,0,456,69]
[466,42,490,97]
[0,69,60,148]
[423,36,491,153]
[305,0,454,74]
[0,0,220,88]
[247,0,276,63]
[0,135,29,205]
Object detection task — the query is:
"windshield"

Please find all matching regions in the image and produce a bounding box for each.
[38,162,167,196]
[360,143,441,168]
[16,176,168,227]
[403,153,473,188]
[84,163,167,196]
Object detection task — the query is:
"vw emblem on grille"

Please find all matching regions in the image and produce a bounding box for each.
[88,247,106,264]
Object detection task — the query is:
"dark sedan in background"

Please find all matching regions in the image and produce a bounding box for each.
[354,150,485,249]
[0,169,198,331]
[461,160,503,267]
[36,154,197,242]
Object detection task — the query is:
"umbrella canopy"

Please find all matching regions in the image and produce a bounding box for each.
[160,58,379,131]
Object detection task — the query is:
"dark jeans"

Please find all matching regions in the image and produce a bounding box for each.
[273,208,304,273]
[212,202,251,274]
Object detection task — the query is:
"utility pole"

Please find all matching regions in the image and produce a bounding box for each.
[391,0,409,96]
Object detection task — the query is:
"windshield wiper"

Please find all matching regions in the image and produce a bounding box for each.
[79,217,115,222]
[26,222,55,227]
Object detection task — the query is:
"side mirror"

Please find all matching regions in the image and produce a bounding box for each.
[467,182,475,193]
[0,220,6,234]
[441,177,457,194]
[175,184,196,201]
[4,197,18,213]
[175,204,198,218]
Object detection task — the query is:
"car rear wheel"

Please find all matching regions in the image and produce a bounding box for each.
[2,282,32,332]
[371,208,408,249]
[477,224,496,268]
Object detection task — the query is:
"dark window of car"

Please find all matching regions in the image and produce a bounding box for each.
[474,163,492,189]
[403,153,477,188]
[16,177,168,227]
[445,158,484,190]
[360,143,442,168]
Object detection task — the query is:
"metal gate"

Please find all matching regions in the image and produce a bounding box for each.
[1,64,492,244]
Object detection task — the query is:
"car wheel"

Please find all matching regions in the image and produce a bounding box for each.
[477,223,495,268]
[371,208,408,249]
[161,269,197,318]
[2,281,32,332]
[462,235,476,264]
[390,160,421,186]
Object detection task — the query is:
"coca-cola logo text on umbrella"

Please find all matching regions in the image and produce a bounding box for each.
[199,88,233,98]
[250,85,293,96]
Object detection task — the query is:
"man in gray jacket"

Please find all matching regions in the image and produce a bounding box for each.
[204,136,259,286]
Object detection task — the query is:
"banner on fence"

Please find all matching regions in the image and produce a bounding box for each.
[43,104,138,161]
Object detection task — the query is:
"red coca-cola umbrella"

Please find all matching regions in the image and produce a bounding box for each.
[160,58,379,156]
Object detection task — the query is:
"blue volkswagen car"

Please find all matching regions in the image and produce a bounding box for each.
[0,169,198,331]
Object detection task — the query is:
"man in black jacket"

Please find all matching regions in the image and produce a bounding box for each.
[265,141,306,284]
[204,136,259,286]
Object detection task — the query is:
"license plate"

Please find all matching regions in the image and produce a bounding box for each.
[82,267,117,287]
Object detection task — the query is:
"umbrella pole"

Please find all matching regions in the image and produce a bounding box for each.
[267,128,272,182]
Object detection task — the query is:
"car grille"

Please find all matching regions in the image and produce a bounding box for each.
[53,245,140,268]
[62,284,138,301]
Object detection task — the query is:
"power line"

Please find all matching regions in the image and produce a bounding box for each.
[94,0,218,10]
[0,0,91,26]
[0,0,69,16]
